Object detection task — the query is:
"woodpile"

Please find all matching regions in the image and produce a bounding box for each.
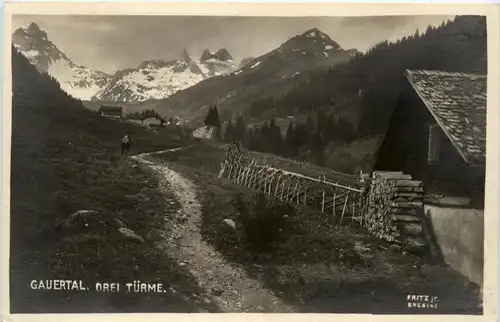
[362,171,427,252]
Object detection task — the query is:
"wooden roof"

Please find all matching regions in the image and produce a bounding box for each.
[142,116,163,120]
[405,69,487,165]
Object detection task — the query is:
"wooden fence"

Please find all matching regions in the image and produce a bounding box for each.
[218,147,428,252]
[218,148,365,222]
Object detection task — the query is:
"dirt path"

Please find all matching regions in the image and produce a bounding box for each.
[132,149,296,313]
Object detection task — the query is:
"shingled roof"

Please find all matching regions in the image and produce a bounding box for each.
[405,69,487,165]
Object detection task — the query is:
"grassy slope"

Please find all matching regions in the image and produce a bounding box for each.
[9,50,217,313]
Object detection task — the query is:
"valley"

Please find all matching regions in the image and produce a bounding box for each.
[8,14,488,315]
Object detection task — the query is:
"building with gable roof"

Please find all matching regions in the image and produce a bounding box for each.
[99,105,123,118]
[374,69,486,206]
[373,69,487,289]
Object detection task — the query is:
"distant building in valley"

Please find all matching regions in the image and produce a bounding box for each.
[99,105,123,118]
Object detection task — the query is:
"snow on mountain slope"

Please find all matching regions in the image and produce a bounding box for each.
[93,49,238,103]
[93,58,207,102]
[12,23,112,101]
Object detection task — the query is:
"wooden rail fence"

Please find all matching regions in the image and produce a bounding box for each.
[218,148,364,222]
[218,146,428,252]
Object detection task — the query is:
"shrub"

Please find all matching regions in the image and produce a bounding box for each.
[234,192,292,253]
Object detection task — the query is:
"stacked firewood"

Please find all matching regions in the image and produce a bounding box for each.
[363,171,427,251]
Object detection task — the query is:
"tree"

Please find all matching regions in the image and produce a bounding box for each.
[204,104,222,140]
[324,115,337,142]
[305,114,315,133]
[204,106,214,127]
[224,120,234,142]
[212,105,222,128]
[293,122,310,148]
[257,122,270,152]
[284,122,298,157]
[336,116,355,142]
[268,118,284,155]
[315,110,328,135]
[309,131,326,165]
[233,116,246,143]
[246,127,258,150]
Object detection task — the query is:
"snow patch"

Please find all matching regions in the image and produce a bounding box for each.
[205,58,234,66]
[24,49,39,57]
[47,58,109,100]
[325,45,333,50]
[249,61,261,69]
[192,126,215,140]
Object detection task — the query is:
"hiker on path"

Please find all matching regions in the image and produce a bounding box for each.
[121,132,132,157]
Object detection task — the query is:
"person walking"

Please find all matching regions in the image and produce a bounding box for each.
[121,132,132,157]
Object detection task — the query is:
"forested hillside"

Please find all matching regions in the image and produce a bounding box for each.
[234,16,486,173]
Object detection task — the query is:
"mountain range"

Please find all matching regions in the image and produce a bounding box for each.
[12,22,240,102]
[92,48,238,102]
[12,23,358,118]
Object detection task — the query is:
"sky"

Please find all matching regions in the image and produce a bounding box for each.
[12,15,454,74]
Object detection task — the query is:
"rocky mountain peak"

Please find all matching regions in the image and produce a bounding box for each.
[14,22,49,43]
[12,22,68,72]
[278,27,343,58]
[213,48,233,61]
[173,49,203,75]
[200,49,213,62]
[302,28,327,38]
[26,22,42,33]
[181,48,192,62]
[200,48,233,63]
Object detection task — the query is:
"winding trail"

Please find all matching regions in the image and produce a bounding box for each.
[132,149,296,313]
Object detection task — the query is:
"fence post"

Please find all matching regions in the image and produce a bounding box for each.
[341,194,349,223]
[351,193,355,222]
[321,175,326,214]
[291,180,299,203]
[333,193,336,218]
[275,173,282,196]
[280,175,287,200]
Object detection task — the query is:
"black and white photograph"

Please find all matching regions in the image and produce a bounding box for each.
[3,3,498,318]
